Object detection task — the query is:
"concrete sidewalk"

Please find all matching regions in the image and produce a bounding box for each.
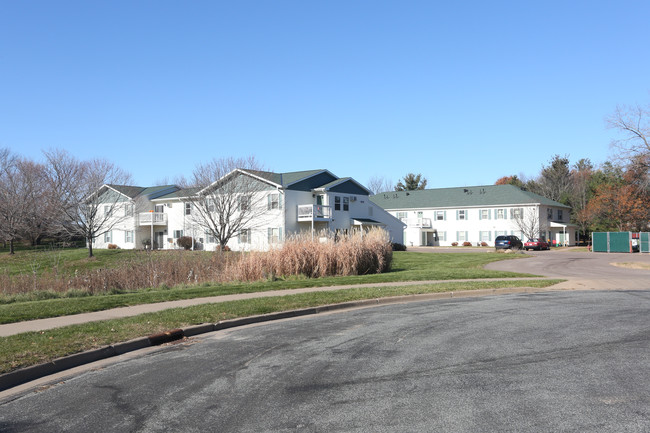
[0,277,551,337]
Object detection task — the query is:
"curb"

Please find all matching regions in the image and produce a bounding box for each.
[0,286,544,392]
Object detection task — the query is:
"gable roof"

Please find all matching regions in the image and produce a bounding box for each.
[315,177,372,195]
[106,184,180,200]
[370,184,571,210]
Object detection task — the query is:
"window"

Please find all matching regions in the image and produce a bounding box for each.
[125,230,134,243]
[457,210,466,220]
[334,196,341,211]
[343,197,349,211]
[438,231,447,241]
[239,229,251,243]
[511,208,523,219]
[184,202,192,215]
[206,199,215,212]
[268,227,282,244]
[496,209,505,219]
[104,205,112,216]
[205,231,215,244]
[457,231,468,242]
[268,193,282,210]
[547,208,553,220]
[173,230,183,238]
[104,231,112,243]
[480,231,491,242]
[124,204,134,217]
[480,209,490,220]
[435,211,445,221]
[396,211,408,221]
[557,209,563,221]
[495,230,507,238]
[238,195,250,211]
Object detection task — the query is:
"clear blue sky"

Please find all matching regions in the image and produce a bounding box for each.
[1,1,648,190]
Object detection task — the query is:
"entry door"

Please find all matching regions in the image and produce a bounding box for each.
[155,204,164,213]
[155,231,164,250]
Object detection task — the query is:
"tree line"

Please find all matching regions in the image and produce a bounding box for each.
[496,100,650,237]
[0,149,132,255]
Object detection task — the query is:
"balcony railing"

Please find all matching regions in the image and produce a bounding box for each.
[297,204,332,221]
[407,218,432,228]
[139,212,168,226]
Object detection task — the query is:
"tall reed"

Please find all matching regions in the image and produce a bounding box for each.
[0,228,393,300]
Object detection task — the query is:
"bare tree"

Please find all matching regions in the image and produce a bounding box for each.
[607,102,650,171]
[17,159,53,246]
[187,156,270,250]
[0,149,24,254]
[44,149,133,257]
[366,175,394,194]
[512,207,548,241]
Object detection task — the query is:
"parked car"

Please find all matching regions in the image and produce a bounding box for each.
[494,235,523,250]
[524,238,550,251]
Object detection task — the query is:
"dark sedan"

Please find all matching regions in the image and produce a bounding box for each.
[494,235,523,250]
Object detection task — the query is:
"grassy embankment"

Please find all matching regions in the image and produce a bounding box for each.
[1,247,539,323]
[0,242,562,374]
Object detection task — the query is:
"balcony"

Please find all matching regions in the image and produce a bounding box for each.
[139,212,168,226]
[297,204,332,222]
[408,218,432,228]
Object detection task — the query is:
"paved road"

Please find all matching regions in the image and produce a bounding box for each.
[2,290,649,432]
[484,249,650,290]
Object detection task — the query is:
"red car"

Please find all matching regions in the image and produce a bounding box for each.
[524,238,550,251]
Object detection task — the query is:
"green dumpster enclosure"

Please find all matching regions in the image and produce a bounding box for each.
[641,232,650,253]
[592,232,646,253]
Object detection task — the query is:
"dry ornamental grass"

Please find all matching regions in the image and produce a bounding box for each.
[0,228,393,299]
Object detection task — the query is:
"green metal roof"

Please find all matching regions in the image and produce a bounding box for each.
[370,184,571,210]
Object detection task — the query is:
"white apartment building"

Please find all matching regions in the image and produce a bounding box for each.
[370,185,576,247]
[92,169,405,251]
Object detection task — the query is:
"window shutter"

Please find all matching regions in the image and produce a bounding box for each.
[465,231,468,241]
[267,194,271,210]
[279,227,283,242]
[267,228,272,243]
[456,210,459,220]
[456,231,459,241]
[479,210,482,221]
[279,194,283,210]
[443,211,447,221]
[504,209,508,219]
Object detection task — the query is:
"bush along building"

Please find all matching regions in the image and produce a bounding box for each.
[90,169,405,251]
[370,184,576,247]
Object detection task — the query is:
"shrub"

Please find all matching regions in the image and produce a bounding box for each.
[391,242,407,251]
[462,241,472,247]
[107,244,118,250]
[216,245,231,252]
[176,236,194,250]
[481,242,488,247]
[451,242,458,246]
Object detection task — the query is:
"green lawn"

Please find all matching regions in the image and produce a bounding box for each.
[0,250,534,323]
[0,247,153,277]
